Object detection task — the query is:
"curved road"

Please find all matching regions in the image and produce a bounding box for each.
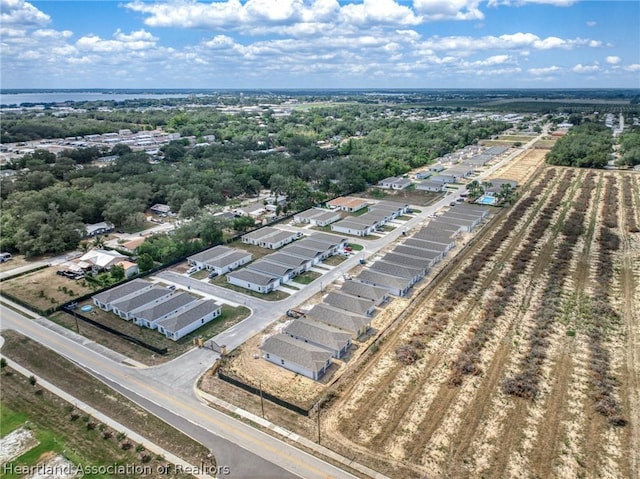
[0,305,358,479]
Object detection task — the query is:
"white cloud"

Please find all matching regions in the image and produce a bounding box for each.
[487,0,576,6]
[586,21,596,27]
[572,63,600,73]
[605,56,621,65]
[76,30,159,53]
[528,65,561,75]
[0,0,50,26]
[623,64,640,72]
[412,0,484,21]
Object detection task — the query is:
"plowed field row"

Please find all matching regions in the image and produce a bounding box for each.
[321,168,638,479]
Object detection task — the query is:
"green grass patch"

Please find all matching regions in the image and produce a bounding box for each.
[190,269,209,280]
[322,255,347,266]
[346,243,364,251]
[210,276,289,301]
[291,271,322,285]
[380,225,396,232]
[0,404,29,437]
[349,207,369,217]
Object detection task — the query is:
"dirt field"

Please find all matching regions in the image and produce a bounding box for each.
[311,167,639,478]
[488,148,549,186]
[1,267,95,311]
[208,162,639,479]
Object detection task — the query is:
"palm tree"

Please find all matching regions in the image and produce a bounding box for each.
[92,236,106,249]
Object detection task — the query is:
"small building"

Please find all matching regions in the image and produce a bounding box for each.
[369,260,424,284]
[92,278,153,311]
[412,227,457,248]
[156,300,222,341]
[429,164,445,172]
[284,318,352,359]
[121,236,146,252]
[115,260,139,278]
[331,218,377,237]
[426,219,463,235]
[111,287,174,321]
[227,269,281,293]
[377,176,412,190]
[306,304,370,338]
[340,280,389,306]
[292,208,341,227]
[235,203,267,218]
[414,171,432,180]
[416,180,446,192]
[327,196,368,213]
[281,245,324,265]
[241,227,300,249]
[300,233,348,255]
[382,252,431,274]
[246,259,295,283]
[131,292,196,329]
[85,221,114,237]
[430,174,456,184]
[77,249,127,272]
[356,270,412,297]
[403,238,448,258]
[150,204,171,215]
[261,333,334,381]
[324,291,376,316]
[393,246,442,267]
[188,246,252,274]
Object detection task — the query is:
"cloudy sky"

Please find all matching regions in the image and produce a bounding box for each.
[1,0,639,89]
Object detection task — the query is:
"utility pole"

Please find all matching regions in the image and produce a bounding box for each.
[316,405,321,444]
[259,380,265,418]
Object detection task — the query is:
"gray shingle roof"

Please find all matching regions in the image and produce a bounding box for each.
[285,240,326,255]
[227,269,280,286]
[340,280,388,302]
[394,245,441,260]
[412,227,456,244]
[306,304,369,335]
[188,245,235,264]
[357,270,412,291]
[307,232,347,247]
[403,238,450,252]
[369,260,423,279]
[284,318,352,353]
[93,278,151,305]
[265,252,310,268]
[132,292,196,322]
[281,245,322,260]
[261,333,333,373]
[382,252,431,269]
[427,219,463,233]
[156,300,222,333]
[324,291,375,316]
[247,259,294,277]
[111,287,172,314]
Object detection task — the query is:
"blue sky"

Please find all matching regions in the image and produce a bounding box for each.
[1,0,639,89]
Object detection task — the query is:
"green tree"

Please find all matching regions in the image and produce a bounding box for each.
[137,253,154,272]
[110,264,125,281]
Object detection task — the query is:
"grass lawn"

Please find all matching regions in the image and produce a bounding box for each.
[0,333,209,478]
[346,243,364,251]
[1,267,96,312]
[210,275,290,301]
[349,207,369,217]
[291,271,321,285]
[380,225,396,232]
[191,269,209,280]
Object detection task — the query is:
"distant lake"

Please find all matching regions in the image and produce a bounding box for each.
[0,91,205,106]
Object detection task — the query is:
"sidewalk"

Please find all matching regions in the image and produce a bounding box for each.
[0,352,214,479]
[0,299,146,368]
[194,387,390,479]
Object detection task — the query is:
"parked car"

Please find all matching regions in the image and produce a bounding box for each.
[186,266,197,274]
[208,271,219,279]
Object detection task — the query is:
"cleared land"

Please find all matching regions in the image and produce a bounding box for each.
[204,161,639,479]
[487,147,550,186]
[0,331,211,477]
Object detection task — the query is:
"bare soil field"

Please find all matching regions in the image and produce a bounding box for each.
[1,267,95,311]
[208,163,639,479]
[314,167,639,478]
[488,148,549,186]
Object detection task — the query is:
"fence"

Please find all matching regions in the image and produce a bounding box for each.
[63,306,168,355]
[217,370,310,416]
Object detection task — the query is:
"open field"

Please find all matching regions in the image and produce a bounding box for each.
[488,148,549,186]
[1,267,95,311]
[309,167,639,478]
[0,331,212,476]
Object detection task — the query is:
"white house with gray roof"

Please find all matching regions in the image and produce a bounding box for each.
[156,299,222,341]
[340,280,389,306]
[284,318,352,359]
[246,259,295,282]
[382,252,431,274]
[324,291,376,316]
[293,208,341,227]
[356,270,413,297]
[111,287,173,320]
[392,246,442,268]
[241,227,301,249]
[92,279,154,311]
[227,269,281,293]
[261,333,334,380]
[131,292,197,329]
[413,227,457,248]
[306,304,370,338]
[404,237,451,254]
[369,260,424,284]
[187,245,252,274]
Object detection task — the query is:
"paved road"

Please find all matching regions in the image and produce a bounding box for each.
[0,305,360,479]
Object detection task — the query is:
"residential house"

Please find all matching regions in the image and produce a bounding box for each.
[377,176,412,190]
[327,196,368,213]
[111,287,174,320]
[340,280,389,306]
[77,249,127,272]
[416,180,446,192]
[246,259,295,283]
[92,279,153,311]
[324,291,376,316]
[241,227,300,249]
[284,318,352,359]
[150,204,171,215]
[369,260,424,284]
[156,300,222,341]
[116,260,139,278]
[393,246,441,268]
[227,269,281,293]
[356,270,412,297]
[306,304,370,338]
[293,208,341,226]
[85,221,114,237]
[412,228,457,249]
[187,246,252,274]
[131,292,196,328]
[261,333,333,381]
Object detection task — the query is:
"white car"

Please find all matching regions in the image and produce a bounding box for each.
[186,266,197,275]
